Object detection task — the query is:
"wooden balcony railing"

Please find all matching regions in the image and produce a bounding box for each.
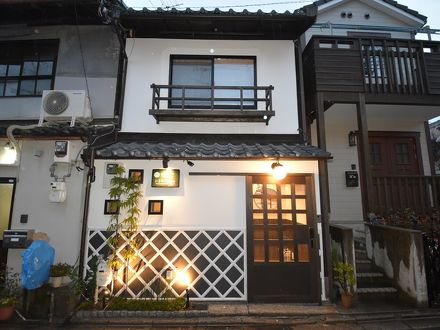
[371,175,440,215]
[303,36,440,97]
[149,84,275,124]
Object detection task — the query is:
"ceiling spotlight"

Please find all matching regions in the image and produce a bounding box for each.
[271,161,287,180]
[162,158,169,169]
[186,160,194,167]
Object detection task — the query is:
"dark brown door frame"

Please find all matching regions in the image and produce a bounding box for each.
[0,178,16,268]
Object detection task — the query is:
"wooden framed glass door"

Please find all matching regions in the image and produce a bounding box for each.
[0,178,15,269]
[246,175,319,303]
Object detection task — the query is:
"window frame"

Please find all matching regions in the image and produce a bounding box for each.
[168,54,258,110]
[0,39,58,98]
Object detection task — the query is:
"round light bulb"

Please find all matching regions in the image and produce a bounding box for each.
[272,162,287,180]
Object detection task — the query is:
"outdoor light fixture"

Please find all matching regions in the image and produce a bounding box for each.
[186,160,194,167]
[271,160,287,180]
[162,158,169,168]
[1,142,17,164]
[348,131,357,147]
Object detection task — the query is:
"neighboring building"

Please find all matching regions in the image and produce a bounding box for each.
[84,5,335,303]
[429,119,440,174]
[0,0,120,272]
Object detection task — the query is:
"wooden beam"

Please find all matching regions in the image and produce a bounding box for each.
[356,93,373,214]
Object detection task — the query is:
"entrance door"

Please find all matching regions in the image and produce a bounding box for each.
[246,175,319,303]
[369,132,421,176]
[0,178,15,267]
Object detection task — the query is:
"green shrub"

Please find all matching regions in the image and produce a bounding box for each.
[107,296,186,311]
[50,263,73,277]
[333,261,356,294]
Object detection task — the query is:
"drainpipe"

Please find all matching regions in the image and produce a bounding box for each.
[295,38,308,144]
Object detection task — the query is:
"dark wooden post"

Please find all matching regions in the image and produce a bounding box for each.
[315,92,333,302]
[356,93,373,215]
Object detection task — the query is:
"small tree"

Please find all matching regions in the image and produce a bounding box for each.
[106,165,142,281]
[333,261,356,295]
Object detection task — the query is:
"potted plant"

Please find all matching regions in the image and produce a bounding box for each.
[333,261,356,308]
[49,263,73,288]
[0,266,20,321]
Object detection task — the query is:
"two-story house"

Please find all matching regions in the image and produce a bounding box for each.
[0,0,120,273]
[84,6,336,303]
[301,0,440,303]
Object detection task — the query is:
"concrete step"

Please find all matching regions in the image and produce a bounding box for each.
[356,272,384,278]
[357,287,398,294]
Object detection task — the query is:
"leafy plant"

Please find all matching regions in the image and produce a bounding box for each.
[50,263,73,277]
[107,296,186,311]
[0,266,21,308]
[106,165,142,274]
[333,261,356,295]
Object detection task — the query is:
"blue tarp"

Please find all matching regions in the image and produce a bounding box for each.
[21,240,55,290]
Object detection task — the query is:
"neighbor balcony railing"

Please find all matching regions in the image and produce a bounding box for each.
[149,84,275,124]
[371,175,440,215]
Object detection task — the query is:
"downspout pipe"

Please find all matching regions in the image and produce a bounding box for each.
[295,38,308,144]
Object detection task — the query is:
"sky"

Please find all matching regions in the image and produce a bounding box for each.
[123,0,440,29]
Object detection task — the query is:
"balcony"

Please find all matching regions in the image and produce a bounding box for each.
[303,36,440,105]
[371,175,440,215]
[149,84,275,124]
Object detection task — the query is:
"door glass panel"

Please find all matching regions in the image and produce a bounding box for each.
[296,199,306,210]
[252,183,263,195]
[296,213,307,225]
[298,243,310,262]
[295,184,306,196]
[370,143,382,164]
[283,242,294,263]
[282,226,294,239]
[253,198,263,210]
[254,241,265,262]
[266,184,277,192]
[281,198,292,210]
[268,226,279,239]
[253,212,264,225]
[267,213,278,224]
[266,196,278,210]
[281,184,291,195]
[268,241,280,262]
[281,213,293,223]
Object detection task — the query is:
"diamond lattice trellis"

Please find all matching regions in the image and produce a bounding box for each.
[86,230,246,300]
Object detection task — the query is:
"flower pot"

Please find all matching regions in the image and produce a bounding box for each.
[341,292,353,309]
[61,276,71,286]
[49,276,63,288]
[0,306,15,321]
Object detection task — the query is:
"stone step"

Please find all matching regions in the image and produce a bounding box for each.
[356,259,371,264]
[356,272,384,278]
[357,287,398,294]
[355,249,367,254]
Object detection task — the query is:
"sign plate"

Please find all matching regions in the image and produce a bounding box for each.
[152,169,180,188]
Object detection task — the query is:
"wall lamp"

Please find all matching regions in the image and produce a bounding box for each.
[162,158,169,169]
[348,131,357,147]
[186,160,194,167]
[2,142,17,164]
[271,160,287,180]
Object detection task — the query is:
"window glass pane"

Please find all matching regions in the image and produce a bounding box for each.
[7,64,20,76]
[370,143,382,164]
[0,82,4,96]
[22,61,38,76]
[266,184,277,192]
[0,65,6,77]
[281,184,291,195]
[296,213,307,225]
[36,79,51,95]
[19,79,35,95]
[252,183,263,195]
[214,58,255,106]
[281,213,293,223]
[268,241,279,262]
[281,198,292,210]
[38,61,53,75]
[283,242,294,263]
[266,196,277,210]
[395,143,410,164]
[298,243,310,262]
[253,212,264,225]
[253,198,263,210]
[295,184,306,196]
[267,213,278,224]
[254,241,265,262]
[5,80,18,96]
[296,199,306,210]
[171,58,211,107]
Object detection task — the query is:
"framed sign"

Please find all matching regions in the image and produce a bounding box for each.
[151,169,180,188]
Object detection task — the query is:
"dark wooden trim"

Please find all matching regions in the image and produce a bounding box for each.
[245,175,254,301]
[425,121,436,176]
[189,172,317,176]
[0,177,16,236]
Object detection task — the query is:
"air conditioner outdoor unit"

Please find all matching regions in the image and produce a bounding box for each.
[38,90,92,127]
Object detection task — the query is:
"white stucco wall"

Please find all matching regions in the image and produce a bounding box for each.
[88,159,321,230]
[121,39,299,134]
[0,140,87,273]
[311,104,436,227]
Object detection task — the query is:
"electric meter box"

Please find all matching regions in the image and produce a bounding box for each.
[49,181,67,203]
[54,140,81,163]
[3,229,35,249]
[103,162,122,188]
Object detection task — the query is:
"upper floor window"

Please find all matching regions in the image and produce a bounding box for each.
[0,40,58,97]
[169,55,256,108]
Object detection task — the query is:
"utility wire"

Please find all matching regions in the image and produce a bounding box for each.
[130,0,313,9]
